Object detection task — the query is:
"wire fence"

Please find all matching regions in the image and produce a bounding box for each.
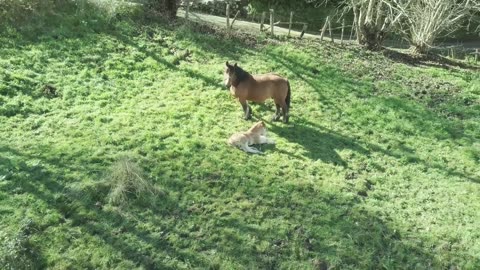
[181,1,357,43]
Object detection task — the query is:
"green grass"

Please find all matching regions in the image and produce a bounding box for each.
[1,14,480,269]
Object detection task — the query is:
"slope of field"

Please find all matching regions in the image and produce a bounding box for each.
[1,16,479,269]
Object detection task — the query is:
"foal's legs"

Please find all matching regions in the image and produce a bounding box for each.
[259,135,275,145]
[240,143,262,154]
[239,99,252,120]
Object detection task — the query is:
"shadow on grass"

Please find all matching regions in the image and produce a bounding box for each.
[0,144,449,269]
[264,49,371,115]
[174,20,258,60]
[111,31,222,89]
[267,46,478,132]
[0,145,208,269]
[267,113,479,184]
[265,48,479,184]
[108,21,257,91]
[269,120,369,167]
[382,48,480,72]
[195,190,439,269]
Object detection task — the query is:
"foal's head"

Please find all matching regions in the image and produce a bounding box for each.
[249,121,267,135]
[224,61,250,88]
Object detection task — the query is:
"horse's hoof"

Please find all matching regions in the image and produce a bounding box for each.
[272,115,280,121]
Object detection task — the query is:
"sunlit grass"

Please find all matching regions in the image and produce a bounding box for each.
[0,16,479,269]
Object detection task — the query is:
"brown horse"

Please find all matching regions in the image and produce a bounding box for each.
[224,62,291,123]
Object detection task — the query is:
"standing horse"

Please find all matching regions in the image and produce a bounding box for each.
[224,62,291,123]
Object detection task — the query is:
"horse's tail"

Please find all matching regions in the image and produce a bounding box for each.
[286,80,291,110]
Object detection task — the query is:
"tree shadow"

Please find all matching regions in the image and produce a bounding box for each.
[267,45,478,125]
[300,118,480,184]
[264,49,374,115]
[266,107,479,185]
[181,177,444,269]
[110,31,223,90]
[173,20,258,60]
[1,138,477,269]
[264,47,479,184]
[1,4,254,95]
[0,145,209,269]
[269,119,369,168]
[382,48,480,71]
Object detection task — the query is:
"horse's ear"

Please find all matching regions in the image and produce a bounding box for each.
[226,61,230,67]
[234,63,238,68]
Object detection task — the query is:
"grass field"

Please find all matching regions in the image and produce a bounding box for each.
[1,10,480,269]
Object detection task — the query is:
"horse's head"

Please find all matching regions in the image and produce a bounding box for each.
[224,61,236,88]
[224,61,249,89]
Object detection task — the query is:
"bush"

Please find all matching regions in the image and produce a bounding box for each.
[0,0,142,34]
[0,0,55,26]
[144,0,178,20]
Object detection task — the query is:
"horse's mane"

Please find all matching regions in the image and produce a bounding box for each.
[233,65,251,87]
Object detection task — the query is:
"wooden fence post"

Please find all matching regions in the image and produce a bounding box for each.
[320,16,329,41]
[300,23,308,39]
[328,19,333,42]
[260,11,266,31]
[349,20,355,41]
[353,7,361,43]
[230,10,240,29]
[226,3,230,29]
[185,0,189,20]
[288,11,294,37]
[341,19,345,44]
[270,9,274,36]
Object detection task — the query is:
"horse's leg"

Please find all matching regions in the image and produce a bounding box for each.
[239,99,252,120]
[272,103,281,121]
[280,100,289,123]
[239,99,249,120]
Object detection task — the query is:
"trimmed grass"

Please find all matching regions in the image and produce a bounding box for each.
[1,17,480,269]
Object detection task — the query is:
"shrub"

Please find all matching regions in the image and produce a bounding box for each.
[144,0,178,20]
[0,0,142,33]
[0,0,55,25]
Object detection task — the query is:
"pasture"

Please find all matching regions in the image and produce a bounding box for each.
[1,10,480,269]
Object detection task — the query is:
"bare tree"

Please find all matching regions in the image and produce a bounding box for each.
[342,0,402,50]
[301,0,396,49]
[309,0,479,52]
[390,0,480,54]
